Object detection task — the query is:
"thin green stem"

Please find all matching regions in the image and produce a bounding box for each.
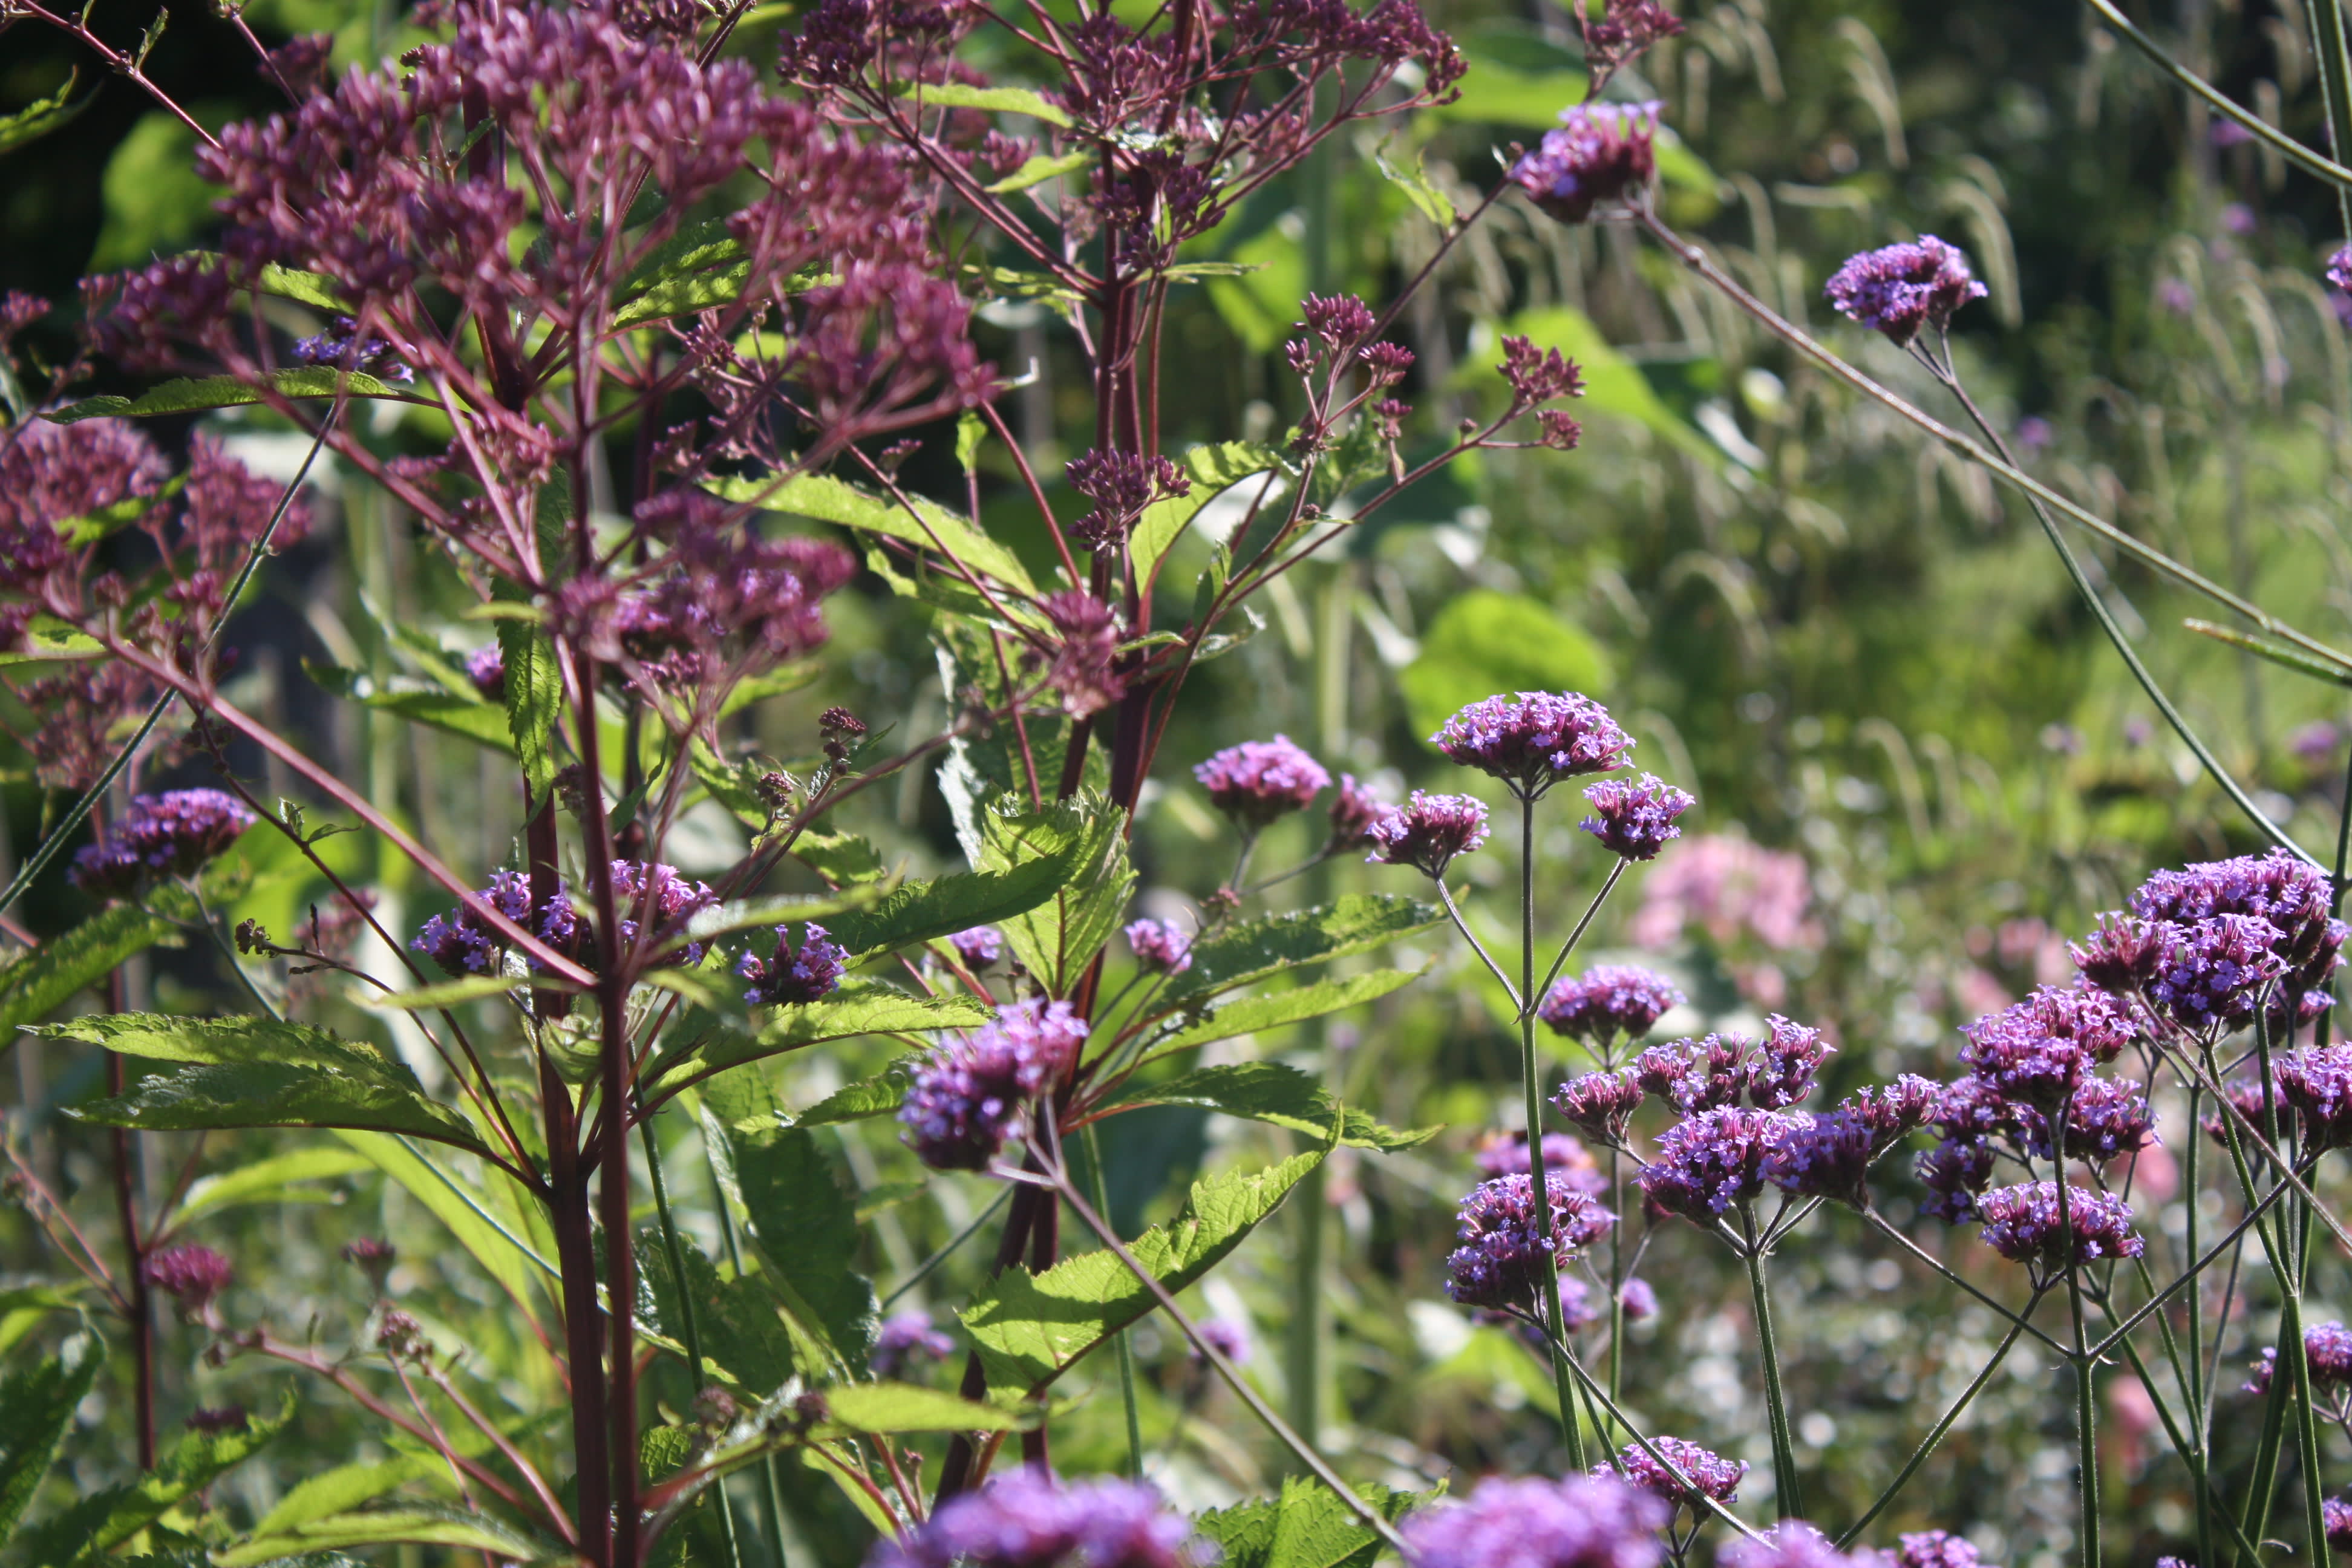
[883,1187,1013,1310]
[1082,1123,1145,1480]
[1519,791,1584,1468]
[1837,1306,2035,1547]
[1739,1215,1802,1520]
[642,1115,744,1568]
[708,1134,789,1568]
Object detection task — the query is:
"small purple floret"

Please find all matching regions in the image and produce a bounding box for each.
[1399,1474,1668,1568]
[466,642,505,702]
[1506,103,1663,227]
[1893,1532,1982,1568]
[952,926,1004,970]
[1443,1171,1614,1310]
[1636,1106,1798,1220]
[1124,918,1194,975]
[1762,1109,1877,1207]
[1721,1523,1891,1568]
[1601,1435,1745,1509]
[739,923,847,1006]
[865,1467,1202,1568]
[1975,1180,2144,1280]
[870,1310,956,1379]
[1579,774,1693,861]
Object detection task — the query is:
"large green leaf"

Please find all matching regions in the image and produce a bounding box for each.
[896,81,1071,128]
[707,473,1035,594]
[22,1391,289,1566]
[0,1340,100,1543]
[959,1144,1327,1393]
[335,1132,556,1315]
[0,70,95,157]
[787,1056,920,1126]
[69,1060,491,1154]
[497,584,562,806]
[1140,969,1423,1060]
[981,792,1129,997]
[0,904,184,1037]
[170,1146,376,1225]
[1105,1062,1436,1151]
[638,1227,797,1394]
[1132,442,1289,592]
[45,368,408,425]
[1161,895,1443,1003]
[817,1383,1021,1435]
[651,983,990,1085]
[1194,1477,1433,1568]
[706,1074,877,1375]
[213,1504,562,1568]
[1397,590,1612,751]
[820,853,1086,962]
[250,1456,440,1538]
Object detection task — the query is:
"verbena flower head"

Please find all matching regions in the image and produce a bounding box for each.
[414,869,558,978]
[1893,1533,1981,1568]
[1508,102,1664,226]
[1553,1068,1645,1146]
[2306,1321,2352,1389]
[2130,849,2347,1028]
[867,1467,1202,1568]
[1365,791,1490,877]
[145,1244,233,1324]
[951,926,1005,971]
[607,860,720,965]
[1400,1474,1668,1568]
[1719,1523,1889,1568]
[2326,1497,2352,1550]
[1601,1436,1746,1511]
[1579,774,1694,861]
[1125,918,1194,975]
[1916,1137,1995,1223]
[1762,1109,1876,1207]
[1327,774,1389,851]
[1194,1317,1252,1366]
[1823,237,1987,346]
[1958,985,2134,1110]
[1846,1075,1941,1137]
[1619,1277,1659,1320]
[1443,1171,1614,1310]
[466,642,506,701]
[1636,1106,1797,1221]
[1065,448,1186,549]
[1576,0,1684,95]
[898,1000,1087,1171]
[2279,1045,2352,1151]
[1474,1129,1604,1189]
[870,1310,957,1380]
[1538,965,1685,1047]
[2068,913,2172,995]
[738,924,848,1006]
[2331,245,2352,295]
[2146,912,2286,1034]
[1752,1015,1833,1108]
[1636,1016,1829,1114]
[1975,1180,2144,1281]
[1431,691,1632,797]
[2033,1074,2156,1163]
[69,789,258,900]
[1194,735,1331,828]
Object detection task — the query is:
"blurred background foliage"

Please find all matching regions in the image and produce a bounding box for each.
[7,0,2352,1564]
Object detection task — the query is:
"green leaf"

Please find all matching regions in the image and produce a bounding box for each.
[985,149,1093,192]
[182,252,350,312]
[334,1132,557,1313]
[706,472,1036,594]
[1423,59,1588,128]
[368,688,516,752]
[821,855,1081,962]
[979,792,1131,997]
[638,1228,798,1393]
[0,69,95,157]
[0,904,183,1037]
[359,973,547,1012]
[1105,1062,1436,1151]
[704,1076,877,1375]
[0,616,108,666]
[609,260,832,332]
[1142,969,1422,1058]
[24,1391,290,1566]
[960,1143,1327,1393]
[1371,142,1455,229]
[213,1505,562,1568]
[1132,442,1283,592]
[1162,893,1443,1003]
[70,1060,492,1154]
[44,368,408,424]
[817,1383,1021,1435]
[1397,590,1612,751]
[171,1146,376,1225]
[497,579,562,807]
[50,474,184,550]
[652,983,990,1085]
[1195,1476,1433,1568]
[897,82,1072,128]
[794,831,889,887]
[0,1340,99,1543]
[681,886,889,945]
[787,1057,918,1127]
[250,1456,440,1538]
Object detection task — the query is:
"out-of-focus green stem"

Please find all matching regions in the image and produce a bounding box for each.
[1518,792,1585,1468]
[641,1115,743,1568]
[1739,1218,1802,1520]
[1082,1123,1145,1479]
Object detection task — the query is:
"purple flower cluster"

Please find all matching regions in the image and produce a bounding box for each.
[866,1468,1201,1568]
[1065,448,1187,549]
[1553,1068,1645,1146]
[738,924,848,1006]
[2145,913,2285,1034]
[2279,1045,2352,1151]
[870,1310,956,1379]
[1916,1137,1997,1223]
[1194,735,1331,828]
[1124,919,1194,975]
[1474,1129,1605,1191]
[1506,103,1664,227]
[1894,1532,1982,1568]
[466,642,506,702]
[1722,1524,1890,1568]
[1633,1016,1832,1114]
[952,926,1004,970]
[1975,1180,2143,1280]
[1957,986,2132,1110]
[69,790,258,901]
[1538,965,1685,1048]
[1365,791,1491,877]
[2331,245,2352,296]
[1399,1474,1667,1568]
[899,1000,1087,1171]
[1761,1109,1877,1208]
[606,860,720,965]
[1443,1171,1614,1310]
[145,1244,232,1325]
[1431,691,1633,797]
[1579,774,1694,861]
[1636,1106,1797,1221]
[414,870,555,978]
[1325,774,1388,851]
[1823,237,1988,346]
[2125,849,2348,1032]
[1600,1436,1746,1510]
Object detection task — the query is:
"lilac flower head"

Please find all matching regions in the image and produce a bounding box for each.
[1619,1277,1658,1321]
[1720,1523,1890,1568]
[1553,1068,1646,1146]
[1194,1317,1252,1366]
[70,790,258,900]
[2068,913,2172,996]
[1125,919,1194,975]
[867,1468,1203,1568]
[2246,1346,2278,1395]
[1400,1474,1668,1568]
[1823,237,1988,346]
[145,1244,232,1324]
[413,869,558,978]
[1365,791,1491,877]
[1917,1137,1996,1223]
[2326,1497,2352,1550]
[1538,965,1685,1046]
[1507,102,1664,226]
[1602,1436,1746,1511]
[1040,590,1125,719]
[609,860,720,965]
[2131,849,2347,1027]
[1637,1106,1798,1221]
[1193,735,1331,828]
[1762,1109,1877,1207]
[1753,1014,1833,1108]
[1894,1533,1981,1568]
[870,1310,956,1379]
[1975,1180,2144,1281]
[290,314,413,382]
[952,926,1005,971]
[1579,774,1694,861]
[466,642,506,702]
[898,1000,1087,1171]
[1474,1129,1604,1189]
[2033,1075,2156,1163]
[1576,0,1685,95]
[1845,1075,1941,1138]
[2330,245,2352,295]
[2146,913,2286,1034]
[1959,986,2135,1110]
[1443,1171,1615,1309]
[2279,1045,2352,1152]
[1327,774,1389,851]
[738,924,848,1006]
[1065,448,1186,549]
[2301,1320,2352,1388]
[1432,691,1632,797]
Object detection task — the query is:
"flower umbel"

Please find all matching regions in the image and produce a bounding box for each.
[1399,1475,1667,1568]
[1443,1171,1614,1310]
[1508,102,1663,226]
[866,1467,1203,1568]
[1537,965,1685,1049]
[1194,736,1331,828]
[1364,791,1491,877]
[1431,691,1632,796]
[1578,774,1694,861]
[898,1000,1087,1171]
[69,790,258,900]
[1975,1180,2145,1282]
[1823,237,1988,347]
[738,924,848,1006]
